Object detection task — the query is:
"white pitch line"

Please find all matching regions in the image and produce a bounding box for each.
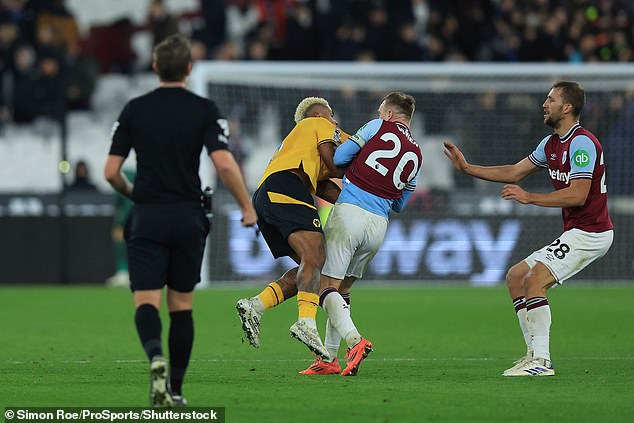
[6,357,634,365]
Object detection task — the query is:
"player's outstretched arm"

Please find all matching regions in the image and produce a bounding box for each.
[443,142,538,183]
[501,178,591,207]
[209,149,257,226]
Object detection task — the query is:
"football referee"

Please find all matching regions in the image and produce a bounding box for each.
[104,34,256,407]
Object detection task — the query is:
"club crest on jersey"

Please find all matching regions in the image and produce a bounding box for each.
[561,151,567,164]
[550,153,557,161]
[313,218,321,228]
[333,128,341,146]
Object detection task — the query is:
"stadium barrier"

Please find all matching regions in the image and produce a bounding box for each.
[0,193,114,284]
[1,193,630,284]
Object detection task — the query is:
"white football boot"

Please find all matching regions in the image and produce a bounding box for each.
[289,320,331,360]
[504,357,555,377]
[150,356,173,407]
[502,350,534,376]
[236,298,263,348]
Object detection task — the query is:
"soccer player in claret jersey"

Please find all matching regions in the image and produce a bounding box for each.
[444,81,614,376]
[301,92,422,376]
[236,97,347,359]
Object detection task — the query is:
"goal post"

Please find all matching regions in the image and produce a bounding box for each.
[190,62,634,285]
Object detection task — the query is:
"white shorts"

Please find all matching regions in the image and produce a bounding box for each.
[524,228,613,283]
[322,203,388,280]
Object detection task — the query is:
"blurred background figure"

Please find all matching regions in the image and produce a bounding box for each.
[105,167,135,288]
[147,0,178,49]
[11,43,38,124]
[66,159,97,192]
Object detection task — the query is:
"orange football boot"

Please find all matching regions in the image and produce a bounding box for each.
[299,357,342,375]
[341,338,373,376]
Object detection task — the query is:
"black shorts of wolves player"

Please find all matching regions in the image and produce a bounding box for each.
[126,202,210,292]
[253,170,323,259]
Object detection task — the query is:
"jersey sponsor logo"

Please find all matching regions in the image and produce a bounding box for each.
[548,168,570,184]
[573,150,590,167]
[561,151,567,164]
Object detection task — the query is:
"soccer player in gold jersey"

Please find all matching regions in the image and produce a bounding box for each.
[236,97,347,359]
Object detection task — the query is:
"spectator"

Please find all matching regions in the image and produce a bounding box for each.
[280,2,319,60]
[1,0,37,46]
[11,43,37,123]
[33,51,66,121]
[192,0,225,54]
[226,0,259,57]
[363,4,397,61]
[147,0,179,48]
[393,21,425,61]
[65,47,98,111]
[87,18,136,74]
[34,0,80,57]
[67,160,98,192]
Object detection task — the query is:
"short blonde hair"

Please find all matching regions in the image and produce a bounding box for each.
[294,97,330,124]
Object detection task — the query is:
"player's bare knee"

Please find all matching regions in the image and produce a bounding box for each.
[523,271,549,293]
[506,264,526,290]
[134,290,162,309]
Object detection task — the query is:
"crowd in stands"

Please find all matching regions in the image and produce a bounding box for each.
[187,0,634,63]
[0,0,633,193]
[0,0,94,129]
[0,0,632,123]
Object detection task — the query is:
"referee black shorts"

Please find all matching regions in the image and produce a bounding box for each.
[125,202,210,292]
[253,170,323,258]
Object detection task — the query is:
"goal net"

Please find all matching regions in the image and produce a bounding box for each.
[190,62,634,285]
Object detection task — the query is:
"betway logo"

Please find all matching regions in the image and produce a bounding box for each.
[549,169,570,184]
[228,212,521,285]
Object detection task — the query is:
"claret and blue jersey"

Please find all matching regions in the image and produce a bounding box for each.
[334,118,423,218]
[528,123,613,232]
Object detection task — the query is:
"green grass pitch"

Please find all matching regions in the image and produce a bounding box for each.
[1,285,633,422]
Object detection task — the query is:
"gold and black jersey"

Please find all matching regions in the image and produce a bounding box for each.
[257,117,349,195]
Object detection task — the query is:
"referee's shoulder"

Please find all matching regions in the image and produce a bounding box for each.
[182,89,220,109]
[125,90,157,107]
